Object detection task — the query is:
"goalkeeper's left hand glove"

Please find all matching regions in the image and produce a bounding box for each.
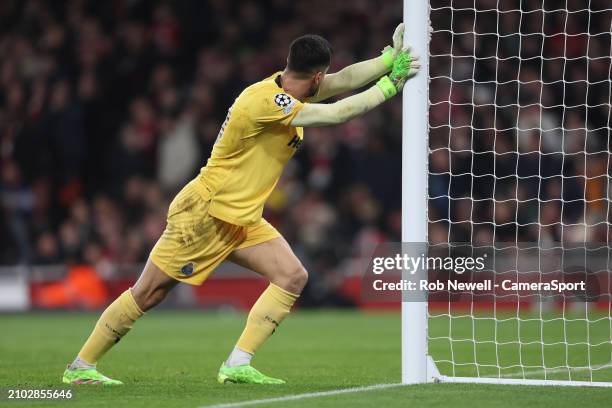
[381,23,405,69]
[381,23,422,70]
[376,48,421,100]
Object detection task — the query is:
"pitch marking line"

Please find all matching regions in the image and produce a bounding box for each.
[200,363,612,407]
[198,383,405,408]
[500,362,612,378]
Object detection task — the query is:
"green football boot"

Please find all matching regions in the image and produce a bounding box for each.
[62,365,123,385]
[217,363,285,384]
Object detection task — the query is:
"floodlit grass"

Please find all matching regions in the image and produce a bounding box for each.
[1,310,611,407]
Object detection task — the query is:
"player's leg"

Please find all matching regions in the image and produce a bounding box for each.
[62,259,179,385]
[63,179,241,385]
[230,237,307,357]
[219,231,307,384]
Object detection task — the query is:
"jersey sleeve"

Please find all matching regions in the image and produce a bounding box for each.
[253,88,305,127]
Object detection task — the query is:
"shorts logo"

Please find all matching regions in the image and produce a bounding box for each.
[274,93,296,114]
[181,262,195,276]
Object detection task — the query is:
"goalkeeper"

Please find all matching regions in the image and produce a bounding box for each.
[63,23,420,385]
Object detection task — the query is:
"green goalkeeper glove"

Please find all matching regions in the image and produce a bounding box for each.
[376,49,420,100]
[381,23,405,69]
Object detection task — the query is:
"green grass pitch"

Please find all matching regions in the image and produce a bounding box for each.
[1,310,612,407]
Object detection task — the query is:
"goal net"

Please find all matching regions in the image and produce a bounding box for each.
[415,0,612,386]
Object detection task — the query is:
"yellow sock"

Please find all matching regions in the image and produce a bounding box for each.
[236,283,299,354]
[78,289,144,364]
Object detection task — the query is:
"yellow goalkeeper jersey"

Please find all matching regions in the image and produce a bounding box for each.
[195,72,305,226]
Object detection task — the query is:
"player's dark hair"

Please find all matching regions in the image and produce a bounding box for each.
[287,34,332,74]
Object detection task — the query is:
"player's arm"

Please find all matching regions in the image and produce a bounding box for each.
[291,86,386,127]
[309,23,407,103]
[291,50,419,127]
[309,57,390,103]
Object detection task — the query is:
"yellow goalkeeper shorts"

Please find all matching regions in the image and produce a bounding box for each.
[149,179,281,285]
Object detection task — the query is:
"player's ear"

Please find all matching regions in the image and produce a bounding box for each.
[313,70,324,85]
[315,66,329,84]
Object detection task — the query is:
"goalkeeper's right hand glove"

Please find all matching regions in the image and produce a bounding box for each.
[376,48,421,100]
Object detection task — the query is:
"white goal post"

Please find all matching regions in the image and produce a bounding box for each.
[401,0,612,387]
[401,0,430,385]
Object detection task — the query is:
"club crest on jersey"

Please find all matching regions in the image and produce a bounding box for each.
[274,93,296,114]
[180,262,195,276]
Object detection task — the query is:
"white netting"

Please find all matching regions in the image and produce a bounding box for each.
[427,0,612,382]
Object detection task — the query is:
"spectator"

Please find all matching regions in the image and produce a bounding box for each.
[0,0,609,282]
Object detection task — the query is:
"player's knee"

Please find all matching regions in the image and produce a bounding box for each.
[287,264,308,292]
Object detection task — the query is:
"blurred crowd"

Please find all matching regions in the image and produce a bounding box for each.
[0,0,404,288]
[1,0,610,284]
